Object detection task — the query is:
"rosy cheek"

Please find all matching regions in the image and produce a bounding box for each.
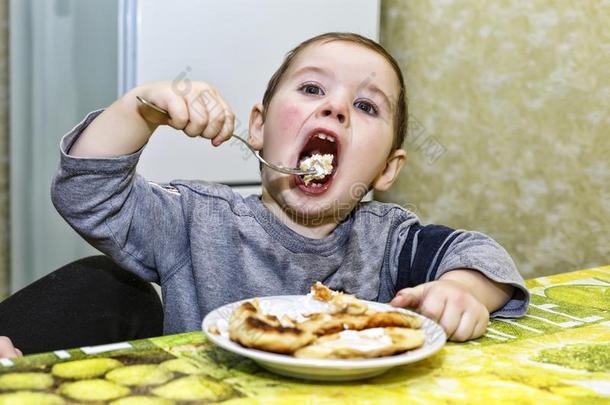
[275,104,304,136]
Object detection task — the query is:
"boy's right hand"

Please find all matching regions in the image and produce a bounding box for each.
[0,336,22,359]
[135,81,235,147]
[71,80,235,158]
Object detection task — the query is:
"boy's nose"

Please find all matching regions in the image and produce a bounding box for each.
[320,109,346,124]
[318,104,349,127]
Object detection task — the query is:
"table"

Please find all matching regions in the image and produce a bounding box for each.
[0,265,608,404]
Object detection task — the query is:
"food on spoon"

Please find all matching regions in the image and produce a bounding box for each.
[299,153,333,185]
[224,283,424,359]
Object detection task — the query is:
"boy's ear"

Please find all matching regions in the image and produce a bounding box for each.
[372,148,407,192]
[248,103,265,151]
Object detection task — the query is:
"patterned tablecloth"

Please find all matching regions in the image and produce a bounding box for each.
[0,266,608,404]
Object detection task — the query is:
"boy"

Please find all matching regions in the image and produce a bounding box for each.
[46,32,528,347]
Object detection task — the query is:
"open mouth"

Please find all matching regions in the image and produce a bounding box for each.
[295,130,339,194]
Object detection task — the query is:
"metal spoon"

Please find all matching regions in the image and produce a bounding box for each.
[136,96,316,176]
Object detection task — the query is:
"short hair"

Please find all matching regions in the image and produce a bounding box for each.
[262,32,407,151]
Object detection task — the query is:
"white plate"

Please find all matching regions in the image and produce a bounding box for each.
[202,295,446,381]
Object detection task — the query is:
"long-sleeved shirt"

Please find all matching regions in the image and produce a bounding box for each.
[51,110,529,334]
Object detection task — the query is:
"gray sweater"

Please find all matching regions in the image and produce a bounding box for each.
[52,111,529,334]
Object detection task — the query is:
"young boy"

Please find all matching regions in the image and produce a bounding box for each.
[46,32,528,348]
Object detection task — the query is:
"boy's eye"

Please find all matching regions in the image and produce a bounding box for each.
[354,100,378,116]
[299,83,325,96]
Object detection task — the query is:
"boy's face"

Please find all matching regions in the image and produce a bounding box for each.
[249,40,405,221]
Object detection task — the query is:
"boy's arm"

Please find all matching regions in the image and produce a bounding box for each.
[70,80,235,157]
[51,111,188,282]
[52,81,235,281]
[69,87,158,157]
[389,222,529,341]
[439,268,514,313]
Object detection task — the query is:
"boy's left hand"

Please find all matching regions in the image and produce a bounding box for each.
[390,279,489,342]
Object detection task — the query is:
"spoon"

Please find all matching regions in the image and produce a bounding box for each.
[136,96,317,176]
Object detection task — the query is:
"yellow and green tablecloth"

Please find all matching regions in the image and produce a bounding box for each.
[0,266,608,404]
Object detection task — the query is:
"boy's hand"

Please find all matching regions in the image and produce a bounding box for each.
[136,81,235,147]
[0,336,22,359]
[72,80,236,157]
[390,279,489,342]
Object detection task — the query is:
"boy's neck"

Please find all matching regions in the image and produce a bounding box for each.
[260,191,340,240]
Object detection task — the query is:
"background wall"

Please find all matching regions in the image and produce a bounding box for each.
[0,1,608,295]
[378,0,609,278]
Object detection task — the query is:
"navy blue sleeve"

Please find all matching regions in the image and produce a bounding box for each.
[395,224,461,291]
[393,221,530,318]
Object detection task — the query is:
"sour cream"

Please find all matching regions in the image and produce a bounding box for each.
[321,328,393,351]
[259,296,332,324]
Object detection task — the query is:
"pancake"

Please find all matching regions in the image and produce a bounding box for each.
[228,300,315,354]
[226,283,425,358]
[294,327,425,359]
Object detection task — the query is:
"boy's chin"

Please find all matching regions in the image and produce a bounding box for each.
[281,191,354,221]
[263,176,360,220]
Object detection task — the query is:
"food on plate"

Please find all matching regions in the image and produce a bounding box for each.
[294,327,425,359]
[310,281,334,301]
[224,282,424,359]
[299,309,422,336]
[229,299,316,354]
[299,153,334,185]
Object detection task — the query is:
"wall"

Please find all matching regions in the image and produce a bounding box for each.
[378,0,609,278]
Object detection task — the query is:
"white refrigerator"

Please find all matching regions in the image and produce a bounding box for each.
[10,0,380,291]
